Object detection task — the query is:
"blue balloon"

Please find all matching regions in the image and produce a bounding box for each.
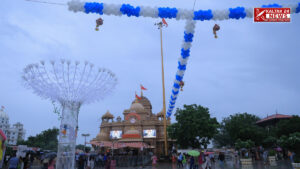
[181,48,190,59]
[173,83,180,89]
[120,4,140,17]
[158,7,178,19]
[84,2,104,14]
[178,61,186,70]
[172,90,179,95]
[184,32,194,42]
[262,4,282,8]
[193,9,213,21]
[176,75,183,81]
[171,96,177,101]
[229,7,246,19]
[297,3,300,13]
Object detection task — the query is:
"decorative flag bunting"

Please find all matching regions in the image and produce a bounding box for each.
[67,1,300,118]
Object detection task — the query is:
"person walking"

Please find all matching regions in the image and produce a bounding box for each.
[218,152,225,169]
[198,152,204,169]
[8,153,19,169]
[151,154,157,167]
[103,153,107,167]
[47,157,56,169]
[194,154,199,169]
[203,154,211,169]
[182,153,187,169]
[105,156,111,169]
[263,150,268,165]
[177,153,183,168]
[189,156,194,169]
[87,156,95,169]
[78,156,85,169]
[288,150,295,163]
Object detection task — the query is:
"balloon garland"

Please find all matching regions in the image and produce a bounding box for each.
[68,1,300,117]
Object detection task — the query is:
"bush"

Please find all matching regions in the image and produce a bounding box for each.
[235,139,255,150]
[269,149,276,156]
[278,132,300,162]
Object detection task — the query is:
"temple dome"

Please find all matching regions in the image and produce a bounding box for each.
[130,101,145,112]
[102,110,114,119]
[132,96,152,111]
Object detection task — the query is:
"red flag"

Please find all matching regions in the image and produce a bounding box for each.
[140,85,147,90]
[162,18,168,27]
[135,93,142,100]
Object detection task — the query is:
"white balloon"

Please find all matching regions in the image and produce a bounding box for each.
[68,0,85,12]
[140,6,158,18]
[182,42,192,50]
[103,3,122,16]
[179,57,188,66]
[245,8,253,18]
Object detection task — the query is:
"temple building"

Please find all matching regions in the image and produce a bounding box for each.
[91,95,173,156]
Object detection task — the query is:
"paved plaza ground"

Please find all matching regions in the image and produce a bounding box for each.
[103,160,294,169]
[15,159,293,169]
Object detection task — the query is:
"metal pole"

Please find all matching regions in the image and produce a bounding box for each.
[159,23,168,156]
[112,141,114,158]
[84,136,86,152]
[82,133,90,153]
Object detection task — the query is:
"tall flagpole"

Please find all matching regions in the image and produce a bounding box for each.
[156,21,168,156]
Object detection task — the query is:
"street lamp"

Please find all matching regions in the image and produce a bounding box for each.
[111,137,118,158]
[82,133,90,153]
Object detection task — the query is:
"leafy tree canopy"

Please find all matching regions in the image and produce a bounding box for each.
[76,144,91,152]
[214,113,265,147]
[167,104,219,149]
[17,128,59,151]
[276,116,300,138]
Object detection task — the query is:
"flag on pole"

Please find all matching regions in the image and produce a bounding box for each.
[135,92,142,100]
[140,85,147,90]
[162,18,168,27]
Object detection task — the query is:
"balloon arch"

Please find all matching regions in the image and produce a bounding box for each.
[68,1,300,117]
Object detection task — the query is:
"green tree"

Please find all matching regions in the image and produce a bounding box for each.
[76,144,91,152]
[278,132,300,162]
[214,113,266,147]
[167,104,219,149]
[18,128,59,151]
[276,116,300,137]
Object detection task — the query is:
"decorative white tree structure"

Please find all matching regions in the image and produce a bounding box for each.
[22,60,117,169]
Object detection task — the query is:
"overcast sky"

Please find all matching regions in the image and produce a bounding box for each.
[1,0,299,145]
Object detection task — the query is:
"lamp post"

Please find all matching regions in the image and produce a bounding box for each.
[111,137,118,169]
[111,137,118,158]
[81,133,90,153]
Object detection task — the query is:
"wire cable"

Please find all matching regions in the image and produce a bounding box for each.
[25,0,66,6]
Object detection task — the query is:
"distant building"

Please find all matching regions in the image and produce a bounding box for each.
[0,107,26,145]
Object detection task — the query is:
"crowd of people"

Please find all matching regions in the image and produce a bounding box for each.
[170,151,226,169]
[4,152,54,169]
